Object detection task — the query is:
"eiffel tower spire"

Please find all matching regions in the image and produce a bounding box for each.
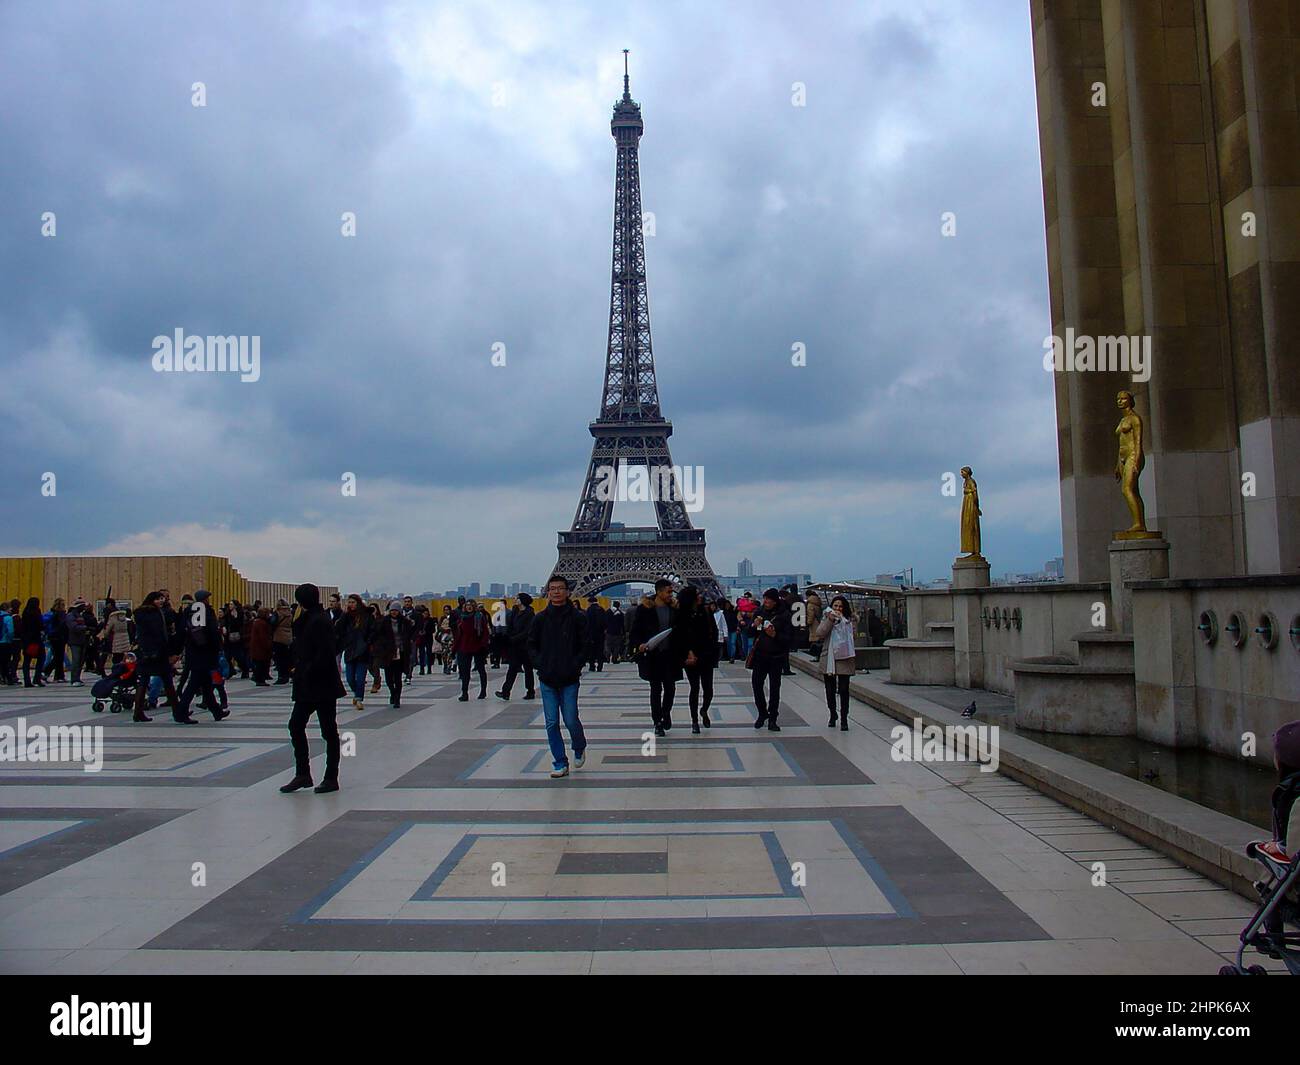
[551,55,722,599]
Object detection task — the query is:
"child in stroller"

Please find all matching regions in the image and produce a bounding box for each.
[1220,719,1300,975]
[91,652,137,714]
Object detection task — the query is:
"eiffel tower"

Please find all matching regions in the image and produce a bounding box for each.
[552,54,723,601]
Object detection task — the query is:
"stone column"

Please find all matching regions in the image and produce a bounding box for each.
[952,557,990,689]
[1032,0,1135,583]
[1109,537,1170,633]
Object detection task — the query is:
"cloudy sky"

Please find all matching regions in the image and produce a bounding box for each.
[2,0,1062,593]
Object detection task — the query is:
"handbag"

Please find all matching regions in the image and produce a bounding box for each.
[829,618,856,661]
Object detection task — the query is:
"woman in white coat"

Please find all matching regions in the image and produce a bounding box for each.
[814,596,856,730]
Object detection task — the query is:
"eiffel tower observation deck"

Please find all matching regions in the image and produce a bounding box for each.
[552,54,723,600]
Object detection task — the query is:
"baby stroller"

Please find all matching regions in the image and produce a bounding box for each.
[91,653,137,714]
[1219,769,1300,975]
[1218,842,1300,975]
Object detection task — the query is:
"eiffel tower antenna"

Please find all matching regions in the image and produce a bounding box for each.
[550,58,722,599]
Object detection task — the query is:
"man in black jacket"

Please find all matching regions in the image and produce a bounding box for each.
[629,579,682,737]
[131,591,183,723]
[176,590,228,723]
[496,593,536,700]
[750,588,793,732]
[280,583,346,794]
[585,598,607,672]
[526,576,588,779]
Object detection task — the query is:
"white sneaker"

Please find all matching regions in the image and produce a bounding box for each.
[550,765,569,779]
[574,750,586,769]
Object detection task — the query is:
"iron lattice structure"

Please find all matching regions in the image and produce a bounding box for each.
[552,58,723,600]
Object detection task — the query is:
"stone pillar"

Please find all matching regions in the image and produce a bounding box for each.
[1206,0,1300,575]
[951,556,991,590]
[1032,0,1134,583]
[951,557,989,689]
[1108,537,1170,633]
[1133,583,1198,747]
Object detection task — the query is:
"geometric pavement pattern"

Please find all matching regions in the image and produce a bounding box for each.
[0,661,1269,973]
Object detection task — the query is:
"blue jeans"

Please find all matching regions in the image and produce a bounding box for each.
[345,660,368,701]
[539,681,585,771]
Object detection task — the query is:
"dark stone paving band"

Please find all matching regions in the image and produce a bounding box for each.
[145,806,1048,952]
[389,736,872,789]
[0,807,189,896]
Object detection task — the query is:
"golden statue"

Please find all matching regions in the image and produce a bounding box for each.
[1113,390,1160,539]
[959,466,984,558]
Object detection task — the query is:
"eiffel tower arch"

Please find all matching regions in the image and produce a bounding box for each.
[552,54,723,602]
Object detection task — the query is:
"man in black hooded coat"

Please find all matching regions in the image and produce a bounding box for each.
[280,583,346,794]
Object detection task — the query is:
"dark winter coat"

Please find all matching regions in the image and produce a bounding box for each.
[527,601,587,688]
[749,603,793,665]
[292,606,346,703]
[629,601,684,683]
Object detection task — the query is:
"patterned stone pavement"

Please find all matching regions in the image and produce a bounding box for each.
[0,661,1265,974]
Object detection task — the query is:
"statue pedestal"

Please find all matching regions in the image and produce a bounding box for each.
[952,556,990,589]
[1108,536,1168,633]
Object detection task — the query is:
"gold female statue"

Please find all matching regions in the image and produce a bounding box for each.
[959,466,983,558]
[1113,390,1155,537]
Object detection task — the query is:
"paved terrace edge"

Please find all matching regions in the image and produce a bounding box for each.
[790,657,1263,898]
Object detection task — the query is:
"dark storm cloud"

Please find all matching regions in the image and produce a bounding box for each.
[2,0,1063,587]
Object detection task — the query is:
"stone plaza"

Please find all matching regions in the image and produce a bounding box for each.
[0,662,1271,975]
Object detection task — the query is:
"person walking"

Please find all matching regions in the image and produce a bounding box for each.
[604,601,624,664]
[271,600,294,684]
[806,592,824,658]
[496,593,536,700]
[222,601,248,680]
[340,594,372,709]
[373,601,412,707]
[176,590,228,722]
[65,598,91,687]
[736,591,758,659]
[19,597,47,688]
[677,586,719,734]
[815,595,857,731]
[249,606,274,685]
[454,599,491,701]
[42,598,68,682]
[526,575,588,779]
[365,604,384,693]
[279,583,345,794]
[132,591,184,723]
[781,587,804,676]
[711,598,727,668]
[438,605,454,673]
[100,602,131,673]
[749,588,793,732]
[0,602,17,685]
[629,579,683,737]
[585,597,608,672]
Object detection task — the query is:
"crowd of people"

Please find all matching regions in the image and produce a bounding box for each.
[0,579,868,789]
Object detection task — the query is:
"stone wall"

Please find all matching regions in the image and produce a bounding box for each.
[1134,575,1300,763]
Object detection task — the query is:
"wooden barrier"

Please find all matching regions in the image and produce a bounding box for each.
[0,556,337,611]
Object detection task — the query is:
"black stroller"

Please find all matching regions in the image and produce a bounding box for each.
[1220,772,1300,975]
[91,653,137,714]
